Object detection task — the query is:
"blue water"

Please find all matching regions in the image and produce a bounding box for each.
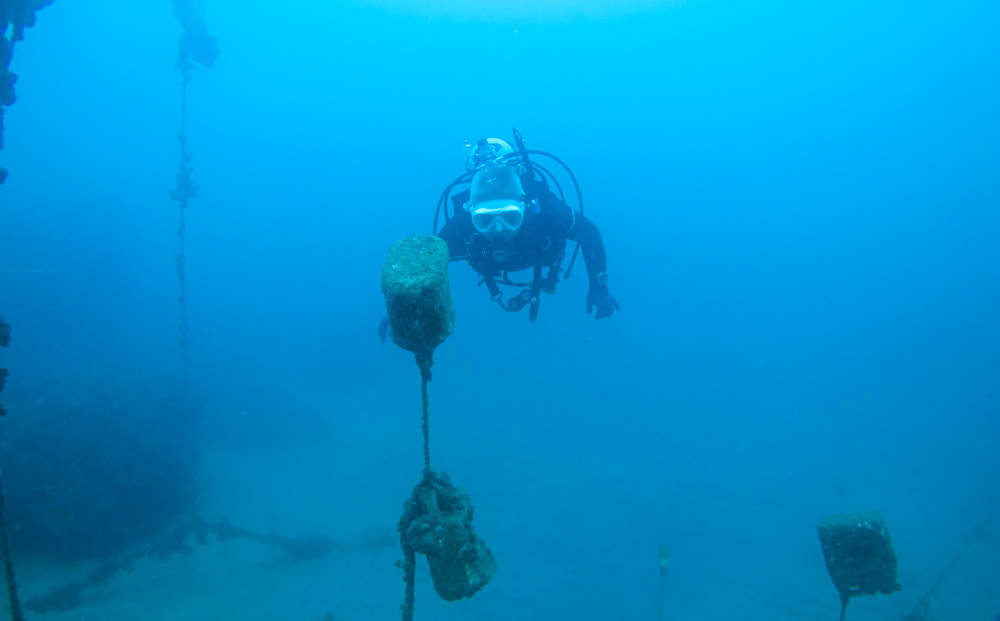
[1,1,998,620]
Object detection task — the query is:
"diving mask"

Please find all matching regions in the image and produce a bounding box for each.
[470,200,526,236]
[465,164,527,238]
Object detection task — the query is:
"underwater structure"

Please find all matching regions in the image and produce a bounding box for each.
[3,371,202,560]
[2,4,57,619]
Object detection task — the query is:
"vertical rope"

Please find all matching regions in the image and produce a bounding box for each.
[0,447,24,621]
[178,198,188,386]
[179,77,188,387]
[416,348,433,473]
[171,0,218,389]
[404,354,433,620]
[400,546,415,621]
[170,73,193,388]
[1,6,61,619]
[178,76,189,387]
[657,578,664,621]
[421,377,430,473]
[0,318,21,621]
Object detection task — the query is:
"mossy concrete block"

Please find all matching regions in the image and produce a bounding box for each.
[381,235,454,354]
[818,510,900,600]
[399,471,496,601]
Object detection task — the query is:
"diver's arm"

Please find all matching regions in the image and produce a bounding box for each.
[539,189,608,283]
[568,214,608,285]
[568,213,619,319]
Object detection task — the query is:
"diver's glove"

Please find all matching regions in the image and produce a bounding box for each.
[586,275,619,319]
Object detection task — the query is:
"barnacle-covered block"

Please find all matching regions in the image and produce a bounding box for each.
[381,235,454,355]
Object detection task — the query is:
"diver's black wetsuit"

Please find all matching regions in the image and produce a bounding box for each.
[436,175,608,291]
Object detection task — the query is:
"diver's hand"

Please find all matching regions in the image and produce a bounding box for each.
[586,285,620,319]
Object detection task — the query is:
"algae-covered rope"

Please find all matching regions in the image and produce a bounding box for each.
[421,376,431,473]
[400,545,416,621]
[416,347,433,473]
[170,0,219,388]
[0,446,24,621]
[904,508,996,621]
[169,64,196,388]
[0,319,23,621]
[402,358,430,621]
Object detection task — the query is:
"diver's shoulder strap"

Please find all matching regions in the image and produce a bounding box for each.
[450,188,471,213]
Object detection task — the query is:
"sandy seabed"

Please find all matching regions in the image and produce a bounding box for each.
[10,408,1000,621]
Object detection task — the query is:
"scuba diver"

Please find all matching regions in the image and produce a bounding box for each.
[433,128,619,322]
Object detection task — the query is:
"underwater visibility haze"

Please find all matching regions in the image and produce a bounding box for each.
[0,0,997,619]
